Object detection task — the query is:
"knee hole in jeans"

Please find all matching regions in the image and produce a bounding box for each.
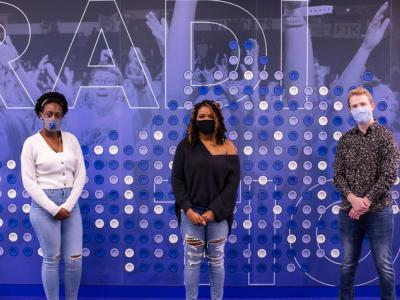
[70,254,82,261]
[185,236,204,267]
[206,238,226,267]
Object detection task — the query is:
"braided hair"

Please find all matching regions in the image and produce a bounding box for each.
[187,100,227,146]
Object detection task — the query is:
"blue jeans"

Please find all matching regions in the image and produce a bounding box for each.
[180,208,229,300]
[30,188,82,300]
[339,206,395,300]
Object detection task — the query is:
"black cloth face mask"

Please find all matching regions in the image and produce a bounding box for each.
[196,119,215,135]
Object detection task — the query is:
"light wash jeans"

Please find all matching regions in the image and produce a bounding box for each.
[180,207,229,300]
[339,206,395,300]
[30,188,82,300]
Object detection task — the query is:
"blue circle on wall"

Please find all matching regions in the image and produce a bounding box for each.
[333,86,343,96]
[94,160,104,170]
[289,70,299,81]
[244,39,254,49]
[259,86,269,95]
[229,40,238,50]
[168,115,179,126]
[258,116,269,126]
[108,130,118,140]
[7,174,17,184]
[214,85,223,95]
[109,160,119,170]
[288,100,298,111]
[199,86,209,95]
[259,55,269,65]
[244,86,253,95]
[123,145,134,155]
[168,100,178,110]
[377,101,387,111]
[81,145,89,155]
[273,101,284,111]
[363,70,373,81]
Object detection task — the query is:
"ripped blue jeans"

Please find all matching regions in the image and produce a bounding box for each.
[30,188,82,300]
[180,208,229,300]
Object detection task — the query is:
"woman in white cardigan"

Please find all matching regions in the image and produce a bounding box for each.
[21,92,86,300]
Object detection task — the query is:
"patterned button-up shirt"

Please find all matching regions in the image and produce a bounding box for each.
[334,121,400,212]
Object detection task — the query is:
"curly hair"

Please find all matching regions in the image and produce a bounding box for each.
[187,100,227,146]
[34,92,68,117]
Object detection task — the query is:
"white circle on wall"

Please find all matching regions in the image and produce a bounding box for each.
[139,131,148,140]
[94,145,103,155]
[257,249,267,259]
[243,71,253,81]
[244,55,254,65]
[154,131,163,141]
[214,70,224,80]
[304,101,313,110]
[259,70,268,80]
[244,101,253,110]
[319,116,328,126]
[229,70,239,80]
[258,176,268,185]
[183,70,193,80]
[125,263,134,272]
[274,131,283,141]
[7,160,16,169]
[259,101,268,110]
[8,189,16,199]
[124,205,134,214]
[95,219,104,229]
[124,190,134,200]
[274,71,284,80]
[289,86,299,96]
[183,86,193,96]
[125,248,135,258]
[184,100,193,110]
[243,146,253,156]
[319,86,329,96]
[109,145,118,155]
[334,101,343,111]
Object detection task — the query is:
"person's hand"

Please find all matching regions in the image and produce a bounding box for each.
[348,208,361,220]
[362,1,390,51]
[347,193,371,214]
[37,55,49,72]
[214,53,229,78]
[127,47,151,88]
[145,11,166,58]
[186,208,206,226]
[100,48,113,64]
[201,210,215,224]
[54,207,71,220]
[45,61,57,79]
[64,66,74,83]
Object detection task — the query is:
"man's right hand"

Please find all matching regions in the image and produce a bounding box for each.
[186,208,206,226]
[55,207,71,220]
[347,193,371,214]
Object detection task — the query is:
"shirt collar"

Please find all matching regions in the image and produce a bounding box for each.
[350,120,378,135]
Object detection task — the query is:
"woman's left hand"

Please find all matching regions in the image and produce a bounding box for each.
[201,210,215,224]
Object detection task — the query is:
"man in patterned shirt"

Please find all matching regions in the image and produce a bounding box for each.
[334,87,400,300]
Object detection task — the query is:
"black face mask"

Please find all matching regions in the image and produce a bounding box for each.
[196,119,215,135]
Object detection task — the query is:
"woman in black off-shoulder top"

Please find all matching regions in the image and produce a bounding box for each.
[172,100,240,300]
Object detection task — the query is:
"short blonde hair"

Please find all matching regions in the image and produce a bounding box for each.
[347,87,373,108]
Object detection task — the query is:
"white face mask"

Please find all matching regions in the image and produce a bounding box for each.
[351,107,373,125]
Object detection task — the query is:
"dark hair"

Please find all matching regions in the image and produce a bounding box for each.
[34,92,68,117]
[187,100,227,146]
